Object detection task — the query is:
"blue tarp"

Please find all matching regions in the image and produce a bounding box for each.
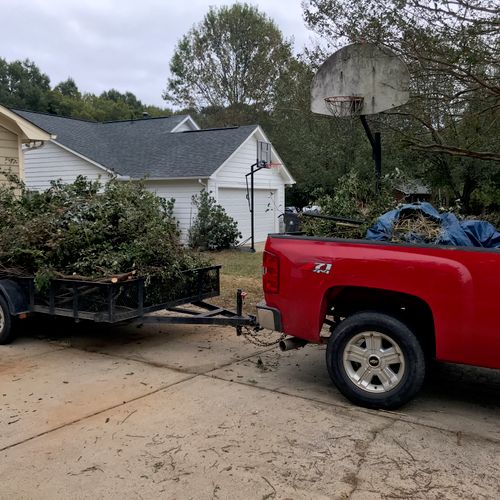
[366,202,500,248]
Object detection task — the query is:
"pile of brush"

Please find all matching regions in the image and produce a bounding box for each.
[0,176,209,291]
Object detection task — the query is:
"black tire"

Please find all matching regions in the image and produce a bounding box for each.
[0,294,14,345]
[326,311,425,410]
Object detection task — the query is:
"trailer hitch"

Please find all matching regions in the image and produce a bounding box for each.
[139,288,256,333]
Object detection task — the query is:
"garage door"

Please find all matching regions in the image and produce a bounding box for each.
[218,188,277,243]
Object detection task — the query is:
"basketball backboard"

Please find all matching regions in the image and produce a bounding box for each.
[257,141,272,166]
[311,43,410,117]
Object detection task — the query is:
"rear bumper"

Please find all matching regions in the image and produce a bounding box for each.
[256,301,282,331]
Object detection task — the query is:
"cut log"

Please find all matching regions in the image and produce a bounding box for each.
[110,271,137,283]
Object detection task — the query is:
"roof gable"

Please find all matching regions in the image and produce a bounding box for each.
[0,104,53,142]
[212,125,295,185]
[171,116,200,132]
[13,110,257,179]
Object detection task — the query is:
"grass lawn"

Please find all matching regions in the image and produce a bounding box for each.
[209,249,263,313]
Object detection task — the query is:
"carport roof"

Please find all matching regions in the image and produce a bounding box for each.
[13,109,258,179]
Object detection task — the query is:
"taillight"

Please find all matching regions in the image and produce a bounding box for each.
[263,251,279,294]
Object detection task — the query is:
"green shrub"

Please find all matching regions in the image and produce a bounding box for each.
[301,171,398,239]
[188,189,241,250]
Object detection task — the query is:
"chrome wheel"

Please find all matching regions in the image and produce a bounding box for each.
[0,305,4,333]
[343,331,406,393]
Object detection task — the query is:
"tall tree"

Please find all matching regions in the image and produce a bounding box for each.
[164,3,294,112]
[0,58,50,111]
[53,78,81,99]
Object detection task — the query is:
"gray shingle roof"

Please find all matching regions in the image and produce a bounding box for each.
[397,180,430,195]
[13,110,257,179]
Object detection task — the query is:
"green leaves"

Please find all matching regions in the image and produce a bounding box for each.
[0,58,50,111]
[164,3,294,111]
[0,176,209,289]
[188,189,241,250]
[301,171,398,238]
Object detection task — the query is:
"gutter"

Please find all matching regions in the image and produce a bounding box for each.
[117,176,211,182]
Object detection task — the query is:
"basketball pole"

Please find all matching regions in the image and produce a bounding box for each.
[251,160,255,252]
[360,116,382,194]
[245,160,269,253]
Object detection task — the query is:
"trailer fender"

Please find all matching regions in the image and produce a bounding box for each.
[0,279,30,315]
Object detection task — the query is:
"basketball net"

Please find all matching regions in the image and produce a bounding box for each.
[324,96,364,118]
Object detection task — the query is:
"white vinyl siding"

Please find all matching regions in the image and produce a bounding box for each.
[23,141,110,191]
[215,135,284,190]
[171,117,199,133]
[145,180,202,242]
[218,188,277,243]
[213,132,286,242]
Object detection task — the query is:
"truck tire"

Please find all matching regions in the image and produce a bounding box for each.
[0,294,14,345]
[326,311,425,410]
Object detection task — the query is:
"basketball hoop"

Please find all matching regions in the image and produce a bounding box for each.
[323,96,364,118]
[311,44,411,194]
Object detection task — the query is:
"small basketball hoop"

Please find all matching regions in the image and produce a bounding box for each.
[324,96,364,118]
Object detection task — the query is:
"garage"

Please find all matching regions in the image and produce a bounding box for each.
[218,187,278,243]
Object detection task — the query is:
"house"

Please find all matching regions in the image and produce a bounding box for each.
[395,180,431,203]
[13,109,295,243]
[0,105,53,187]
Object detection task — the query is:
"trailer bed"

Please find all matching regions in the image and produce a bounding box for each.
[15,266,221,323]
[0,265,257,345]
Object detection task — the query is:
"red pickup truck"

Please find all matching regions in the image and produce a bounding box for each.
[257,234,500,409]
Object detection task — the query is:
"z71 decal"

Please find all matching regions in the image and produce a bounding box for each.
[313,263,332,274]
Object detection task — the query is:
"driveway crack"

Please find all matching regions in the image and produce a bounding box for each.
[0,374,197,453]
[345,419,397,499]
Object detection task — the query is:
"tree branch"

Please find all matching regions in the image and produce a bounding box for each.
[405,141,500,162]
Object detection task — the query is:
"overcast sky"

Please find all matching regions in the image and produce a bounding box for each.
[1,0,317,107]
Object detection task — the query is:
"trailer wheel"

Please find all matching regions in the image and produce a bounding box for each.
[0,294,14,345]
[326,311,425,410]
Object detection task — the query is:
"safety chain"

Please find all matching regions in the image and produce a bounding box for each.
[241,326,286,347]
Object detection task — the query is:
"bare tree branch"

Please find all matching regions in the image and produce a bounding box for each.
[406,141,500,162]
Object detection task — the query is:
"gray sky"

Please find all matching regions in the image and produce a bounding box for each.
[1,0,317,107]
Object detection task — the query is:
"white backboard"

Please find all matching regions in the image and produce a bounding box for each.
[311,43,410,117]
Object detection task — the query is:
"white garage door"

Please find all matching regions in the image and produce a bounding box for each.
[218,188,277,243]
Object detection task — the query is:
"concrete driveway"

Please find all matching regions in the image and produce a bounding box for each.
[1,318,499,499]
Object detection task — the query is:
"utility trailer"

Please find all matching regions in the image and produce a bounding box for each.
[0,265,256,344]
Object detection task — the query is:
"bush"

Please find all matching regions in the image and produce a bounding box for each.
[301,171,398,239]
[188,189,241,250]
